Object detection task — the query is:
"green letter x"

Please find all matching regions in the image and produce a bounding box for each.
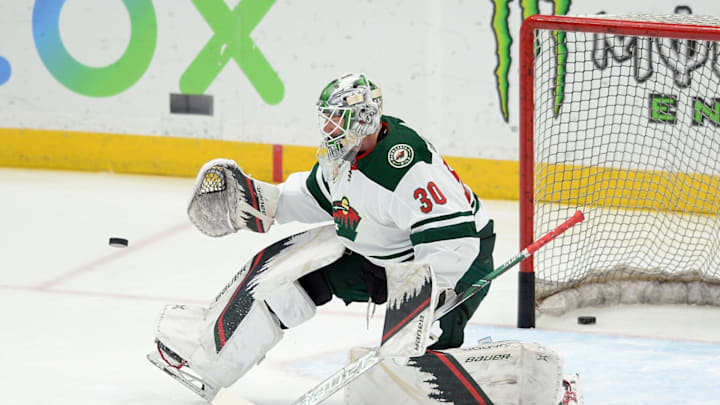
[180,0,284,105]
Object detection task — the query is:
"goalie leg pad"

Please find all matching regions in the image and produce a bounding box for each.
[155,301,283,389]
[347,341,564,405]
[264,280,316,328]
[378,262,438,358]
[151,224,344,391]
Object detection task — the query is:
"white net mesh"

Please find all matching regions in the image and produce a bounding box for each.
[587,14,720,27]
[530,15,720,313]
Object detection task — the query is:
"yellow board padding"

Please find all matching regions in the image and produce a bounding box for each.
[536,163,720,215]
[445,156,519,201]
[281,144,317,178]
[0,128,274,179]
[0,128,521,200]
[5,128,720,215]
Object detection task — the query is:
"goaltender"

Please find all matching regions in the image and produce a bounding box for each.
[149,72,496,397]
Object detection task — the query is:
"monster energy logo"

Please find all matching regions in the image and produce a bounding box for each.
[593,32,715,88]
[490,0,572,122]
[592,7,718,89]
[592,6,720,127]
[490,3,720,122]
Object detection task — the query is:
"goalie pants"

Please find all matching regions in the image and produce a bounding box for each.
[297,220,496,350]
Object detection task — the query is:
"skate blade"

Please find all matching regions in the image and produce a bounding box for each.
[147,351,219,402]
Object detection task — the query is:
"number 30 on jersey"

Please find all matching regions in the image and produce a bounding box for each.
[413,182,446,213]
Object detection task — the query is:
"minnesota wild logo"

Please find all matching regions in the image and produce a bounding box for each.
[332,197,361,241]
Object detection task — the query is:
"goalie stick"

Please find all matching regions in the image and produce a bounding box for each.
[291,210,585,405]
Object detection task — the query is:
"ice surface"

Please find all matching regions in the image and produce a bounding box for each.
[1,168,719,404]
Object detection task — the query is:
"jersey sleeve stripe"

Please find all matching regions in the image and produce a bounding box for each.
[410,221,477,246]
[410,210,473,231]
[471,193,480,215]
[305,164,333,216]
[370,248,414,260]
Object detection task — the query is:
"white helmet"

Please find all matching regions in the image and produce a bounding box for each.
[316,73,383,181]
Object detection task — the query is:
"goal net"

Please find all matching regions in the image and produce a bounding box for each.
[518,14,720,325]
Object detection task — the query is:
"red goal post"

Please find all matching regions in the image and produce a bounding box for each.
[518,14,720,328]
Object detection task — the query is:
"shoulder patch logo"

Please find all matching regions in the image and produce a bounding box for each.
[388,144,414,168]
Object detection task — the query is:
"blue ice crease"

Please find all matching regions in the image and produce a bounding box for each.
[465,325,720,405]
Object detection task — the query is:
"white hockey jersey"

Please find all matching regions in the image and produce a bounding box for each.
[276,116,491,289]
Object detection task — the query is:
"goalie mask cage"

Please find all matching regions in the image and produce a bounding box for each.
[518,14,720,328]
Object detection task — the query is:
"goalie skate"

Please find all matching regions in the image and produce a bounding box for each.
[559,373,583,405]
[147,341,219,402]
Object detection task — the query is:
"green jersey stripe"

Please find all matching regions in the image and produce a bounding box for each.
[410,210,474,231]
[370,248,414,260]
[410,221,477,246]
[305,164,332,216]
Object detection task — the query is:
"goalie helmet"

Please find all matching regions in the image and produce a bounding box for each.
[316,72,383,182]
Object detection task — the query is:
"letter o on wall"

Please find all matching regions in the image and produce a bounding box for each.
[32,0,157,97]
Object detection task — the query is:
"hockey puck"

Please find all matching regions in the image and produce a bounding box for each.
[109,237,129,248]
[578,316,596,325]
